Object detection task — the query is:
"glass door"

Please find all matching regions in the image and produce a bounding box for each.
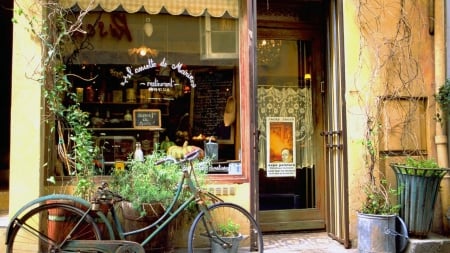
[256,35,326,231]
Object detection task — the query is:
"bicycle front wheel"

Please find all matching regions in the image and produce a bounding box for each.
[7,202,102,253]
[188,202,264,252]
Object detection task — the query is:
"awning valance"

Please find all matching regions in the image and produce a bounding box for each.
[60,0,239,18]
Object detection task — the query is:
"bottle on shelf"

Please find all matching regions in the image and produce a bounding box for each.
[134,142,144,162]
[126,80,137,103]
[112,82,124,103]
[124,109,132,121]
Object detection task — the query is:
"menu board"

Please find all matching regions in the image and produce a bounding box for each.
[192,69,234,142]
[133,109,161,129]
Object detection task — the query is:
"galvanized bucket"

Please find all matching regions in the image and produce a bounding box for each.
[390,164,449,238]
[357,213,408,253]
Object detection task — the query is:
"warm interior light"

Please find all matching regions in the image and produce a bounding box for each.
[128,46,158,57]
[304,73,311,80]
[139,48,147,56]
[128,17,157,57]
[257,39,282,66]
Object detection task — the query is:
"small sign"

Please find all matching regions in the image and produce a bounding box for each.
[133,109,161,129]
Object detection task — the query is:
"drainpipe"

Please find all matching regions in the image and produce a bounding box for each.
[434,0,450,234]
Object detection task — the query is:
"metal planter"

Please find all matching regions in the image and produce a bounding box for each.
[390,164,449,238]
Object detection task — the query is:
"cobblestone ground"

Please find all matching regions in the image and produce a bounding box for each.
[263,231,358,253]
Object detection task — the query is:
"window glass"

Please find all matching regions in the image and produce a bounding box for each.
[62,12,240,176]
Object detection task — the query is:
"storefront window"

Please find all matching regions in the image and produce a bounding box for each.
[60,10,240,176]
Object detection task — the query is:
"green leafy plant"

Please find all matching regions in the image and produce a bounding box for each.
[13,1,98,199]
[358,121,401,215]
[436,78,450,118]
[361,179,401,215]
[217,219,240,237]
[110,148,209,217]
[394,156,445,177]
[405,156,438,168]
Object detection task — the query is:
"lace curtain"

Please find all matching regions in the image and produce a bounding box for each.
[257,87,314,170]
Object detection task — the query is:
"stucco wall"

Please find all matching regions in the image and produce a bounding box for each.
[343,0,443,244]
[9,0,46,217]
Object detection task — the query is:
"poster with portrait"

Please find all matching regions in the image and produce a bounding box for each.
[266,117,296,177]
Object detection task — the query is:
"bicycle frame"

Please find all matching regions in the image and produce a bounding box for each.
[6,150,224,252]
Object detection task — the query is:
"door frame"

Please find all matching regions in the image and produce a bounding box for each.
[256,20,326,232]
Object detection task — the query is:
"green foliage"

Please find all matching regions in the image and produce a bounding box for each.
[14,3,98,199]
[110,149,208,217]
[217,219,240,237]
[436,78,450,115]
[404,156,439,169]
[361,179,400,215]
[396,157,446,177]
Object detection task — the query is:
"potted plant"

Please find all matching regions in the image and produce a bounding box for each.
[111,148,208,216]
[358,177,408,253]
[110,147,208,250]
[211,219,243,253]
[390,157,450,238]
[356,120,408,253]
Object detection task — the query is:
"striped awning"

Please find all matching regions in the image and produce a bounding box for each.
[60,0,239,18]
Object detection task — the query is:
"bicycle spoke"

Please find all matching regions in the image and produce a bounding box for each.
[13,218,58,248]
[7,202,101,253]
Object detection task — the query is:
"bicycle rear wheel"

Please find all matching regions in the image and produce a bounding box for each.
[7,202,102,253]
[188,202,264,252]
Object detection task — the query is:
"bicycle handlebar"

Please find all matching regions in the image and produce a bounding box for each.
[95,181,123,202]
[155,148,201,165]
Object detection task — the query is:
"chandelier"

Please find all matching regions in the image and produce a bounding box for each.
[128,46,158,57]
[128,17,158,57]
[257,39,282,66]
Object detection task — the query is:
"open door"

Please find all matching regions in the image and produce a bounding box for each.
[323,0,350,247]
[256,0,326,232]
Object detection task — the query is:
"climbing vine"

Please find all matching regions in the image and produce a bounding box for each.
[354,0,432,212]
[13,0,97,199]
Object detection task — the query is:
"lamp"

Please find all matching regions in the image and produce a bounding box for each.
[304,73,311,88]
[128,17,157,57]
[143,18,153,37]
[128,46,158,57]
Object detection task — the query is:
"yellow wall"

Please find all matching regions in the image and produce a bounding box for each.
[9,0,45,217]
[343,0,447,244]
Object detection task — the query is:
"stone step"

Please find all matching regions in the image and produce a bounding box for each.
[405,233,450,253]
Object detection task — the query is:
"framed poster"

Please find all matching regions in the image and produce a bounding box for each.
[266,117,296,177]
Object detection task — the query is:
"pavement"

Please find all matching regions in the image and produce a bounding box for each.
[263,231,357,253]
[0,219,355,252]
[2,213,450,253]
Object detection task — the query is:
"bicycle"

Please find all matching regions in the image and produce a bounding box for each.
[5,149,264,252]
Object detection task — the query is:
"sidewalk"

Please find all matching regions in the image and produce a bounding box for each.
[263,231,357,253]
[0,223,354,253]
